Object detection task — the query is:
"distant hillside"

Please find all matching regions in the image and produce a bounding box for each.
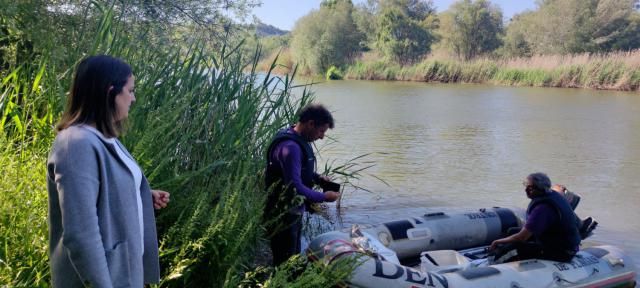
[255,22,288,37]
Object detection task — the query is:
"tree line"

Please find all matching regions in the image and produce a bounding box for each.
[275,0,640,75]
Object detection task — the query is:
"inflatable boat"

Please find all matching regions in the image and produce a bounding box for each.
[306,207,636,288]
[354,207,525,264]
[307,230,636,288]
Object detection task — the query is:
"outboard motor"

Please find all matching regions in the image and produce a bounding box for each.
[555,188,598,239]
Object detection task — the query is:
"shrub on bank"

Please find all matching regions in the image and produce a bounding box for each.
[326,66,343,80]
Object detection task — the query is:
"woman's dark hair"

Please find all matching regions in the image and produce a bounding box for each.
[57,55,132,137]
[298,103,334,128]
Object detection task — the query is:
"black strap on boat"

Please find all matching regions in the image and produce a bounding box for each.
[423,253,439,266]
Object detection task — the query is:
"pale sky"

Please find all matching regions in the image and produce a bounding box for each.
[251,0,538,31]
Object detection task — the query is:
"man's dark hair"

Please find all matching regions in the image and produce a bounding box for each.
[528,172,551,193]
[57,55,132,137]
[298,104,334,128]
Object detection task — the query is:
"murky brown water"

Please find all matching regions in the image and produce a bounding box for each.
[305,79,640,272]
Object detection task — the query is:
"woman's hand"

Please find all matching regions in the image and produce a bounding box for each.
[151,190,170,209]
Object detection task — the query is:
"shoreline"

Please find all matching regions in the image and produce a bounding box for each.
[341,76,640,92]
[257,51,640,93]
[343,58,640,92]
[258,69,640,92]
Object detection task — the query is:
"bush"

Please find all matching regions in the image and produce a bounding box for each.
[325,66,343,80]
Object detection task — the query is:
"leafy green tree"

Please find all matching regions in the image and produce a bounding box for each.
[504,0,640,55]
[290,0,364,74]
[352,0,378,51]
[538,0,630,53]
[500,12,536,57]
[375,0,438,65]
[586,0,640,51]
[0,0,257,69]
[0,0,82,68]
[438,0,503,60]
[607,11,640,51]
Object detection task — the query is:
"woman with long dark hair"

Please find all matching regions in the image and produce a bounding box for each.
[47,55,169,287]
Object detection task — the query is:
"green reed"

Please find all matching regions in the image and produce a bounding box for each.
[1,3,355,287]
[0,143,50,287]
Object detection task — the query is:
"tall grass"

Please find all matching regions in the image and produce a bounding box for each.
[1,3,353,287]
[124,45,317,286]
[239,255,356,288]
[0,52,59,288]
[0,63,59,152]
[343,51,640,91]
[0,143,49,287]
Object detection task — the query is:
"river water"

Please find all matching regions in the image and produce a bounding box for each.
[303,79,640,271]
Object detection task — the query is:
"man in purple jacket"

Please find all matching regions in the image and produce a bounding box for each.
[264,104,341,266]
[489,172,581,264]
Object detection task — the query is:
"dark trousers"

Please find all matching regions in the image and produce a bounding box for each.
[491,242,575,264]
[269,213,303,266]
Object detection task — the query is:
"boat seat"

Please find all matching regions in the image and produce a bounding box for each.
[420,250,470,272]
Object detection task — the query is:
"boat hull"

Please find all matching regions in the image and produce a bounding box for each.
[307,231,636,288]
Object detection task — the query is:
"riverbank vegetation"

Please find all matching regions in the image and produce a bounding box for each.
[255,0,640,91]
[344,51,640,90]
[0,1,352,287]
